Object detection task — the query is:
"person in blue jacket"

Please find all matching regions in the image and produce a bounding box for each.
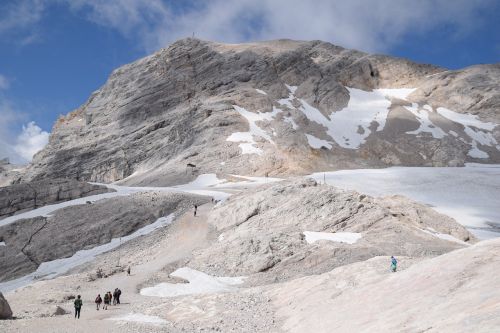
[391,256,398,272]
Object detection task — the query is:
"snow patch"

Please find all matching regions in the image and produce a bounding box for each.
[436,107,498,157]
[0,241,5,246]
[376,88,416,100]
[297,87,413,149]
[284,116,298,130]
[405,103,446,138]
[421,229,469,246]
[226,105,282,155]
[107,313,167,326]
[140,267,245,297]
[468,142,489,159]
[175,173,226,188]
[255,89,267,95]
[304,231,362,244]
[305,134,332,149]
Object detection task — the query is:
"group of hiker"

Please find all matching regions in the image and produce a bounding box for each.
[72,288,123,318]
[95,288,122,310]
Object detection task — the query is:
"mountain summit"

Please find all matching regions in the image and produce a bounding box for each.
[23,38,500,186]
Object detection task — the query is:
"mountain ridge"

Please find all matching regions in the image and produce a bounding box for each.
[19,38,500,186]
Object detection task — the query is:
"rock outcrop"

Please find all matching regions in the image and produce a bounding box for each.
[20,39,500,186]
[0,178,112,220]
[187,179,475,284]
[0,191,209,282]
[0,292,12,319]
[0,158,23,188]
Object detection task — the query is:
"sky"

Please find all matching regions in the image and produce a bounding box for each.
[0,0,499,164]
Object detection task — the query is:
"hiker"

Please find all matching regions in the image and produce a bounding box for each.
[116,288,122,304]
[391,256,398,272]
[113,289,118,305]
[74,295,83,319]
[108,291,113,306]
[95,294,102,310]
[127,266,131,275]
[103,292,110,310]
[194,204,198,217]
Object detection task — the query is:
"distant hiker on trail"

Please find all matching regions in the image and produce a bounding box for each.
[108,291,113,305]
[127,266,131,275]
[74,295,83,319]
[391,256,398,272]
[103,292,110,310]
[194,204,198,217]
[116,288,122,304]
[113,289,118,305]
[95,294,102,310]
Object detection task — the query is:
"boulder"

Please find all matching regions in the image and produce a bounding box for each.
[0,292,13,319]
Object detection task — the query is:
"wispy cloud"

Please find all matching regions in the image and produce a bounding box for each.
[0,0,494,52]
[0,0,45,45]
[62,0,495,53]
[0,74,9,90]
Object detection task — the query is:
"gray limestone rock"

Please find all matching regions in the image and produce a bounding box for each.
[188,179,475,284]
[19,39,499,185]
[0,178,112,220]
[0,191,209,282]
[0,292,12,319]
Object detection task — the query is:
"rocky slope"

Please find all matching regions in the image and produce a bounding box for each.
[269,238,500,333]
[0,158,24,188]
[0,178,111,219]
[0,191,209,282]
[0,182,494,332]
[21,39,500,186]
[187,179,475,284]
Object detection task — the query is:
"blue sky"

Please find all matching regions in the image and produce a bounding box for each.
[0,0,499,163]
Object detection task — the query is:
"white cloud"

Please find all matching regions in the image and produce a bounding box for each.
[0,74,9,90]
[14,121,49,162]
[0,99,48,164]
[61,0,494,53]
[0,0,494,52]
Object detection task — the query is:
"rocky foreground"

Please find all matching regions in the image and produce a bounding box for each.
[2,178,496,332]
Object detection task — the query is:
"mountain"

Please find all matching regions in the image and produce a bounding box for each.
[20,38,500,186]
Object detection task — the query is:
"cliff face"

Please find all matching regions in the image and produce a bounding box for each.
[23,38,500,185]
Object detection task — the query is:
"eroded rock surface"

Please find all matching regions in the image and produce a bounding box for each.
[0,179,112,220]
[21,39,500,186]
[0,191,209,282]
[188,179,475,284]
[0,292,12,319]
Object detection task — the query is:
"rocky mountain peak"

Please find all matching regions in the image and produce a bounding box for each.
[20,38,500,186]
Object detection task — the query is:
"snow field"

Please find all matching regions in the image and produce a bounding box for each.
[309,164,500,239]
[303,231,362,244]
[107,313,168,326]
[140,267,245,297]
